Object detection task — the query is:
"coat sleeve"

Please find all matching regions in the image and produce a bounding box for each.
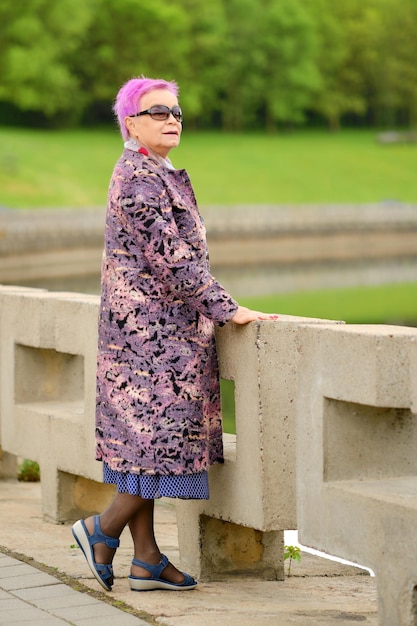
[121,171,238,325]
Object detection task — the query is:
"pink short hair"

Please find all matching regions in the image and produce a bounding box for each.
[113,76,179,141]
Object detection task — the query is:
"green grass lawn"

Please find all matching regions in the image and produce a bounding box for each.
[240,282,417,325]
[0,127,121,208]
[177,130,417,204]
[1,127,416,207]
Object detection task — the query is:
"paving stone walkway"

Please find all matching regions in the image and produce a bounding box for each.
[0,553,147,625]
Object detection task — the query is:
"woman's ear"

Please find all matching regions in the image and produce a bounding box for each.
[124,116,136,137]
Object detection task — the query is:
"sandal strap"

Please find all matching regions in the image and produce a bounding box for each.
[180,572,197,586]
[91,515,120,549]
[96,562,114,579]
[132,553,169,578]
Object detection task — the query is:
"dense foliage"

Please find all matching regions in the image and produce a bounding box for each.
[1,0,416,130]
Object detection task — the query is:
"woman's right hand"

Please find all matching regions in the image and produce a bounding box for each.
[230,306,278,325]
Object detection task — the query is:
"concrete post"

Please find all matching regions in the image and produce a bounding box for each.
[176,315,341,580]
[296,323,417,626]
[0,287,111,521]
[0,449,18,479]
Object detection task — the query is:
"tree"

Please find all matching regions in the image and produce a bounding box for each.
[213,0,319,131]
[0,0,95,120]
[73,0,190,118]
[2,0,416,130]
[370,0,417,127]
[170,0,229,127]
[0,0,191,125]
[305,0,379,130]
[258,0,320,131]
[214,0,267,130]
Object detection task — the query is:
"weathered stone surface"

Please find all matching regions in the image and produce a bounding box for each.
[296,323,417,625]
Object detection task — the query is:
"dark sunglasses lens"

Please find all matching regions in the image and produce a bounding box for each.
[149,106,170,120]
[148,105,182,122]
[172,107,183,122]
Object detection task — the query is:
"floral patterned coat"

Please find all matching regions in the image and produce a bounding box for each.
[95,149,238,476]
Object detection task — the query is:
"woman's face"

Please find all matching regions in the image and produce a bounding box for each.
[125,88,182,158]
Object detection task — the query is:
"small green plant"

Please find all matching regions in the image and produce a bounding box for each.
[284,545,301,577]
[17,459,40,482]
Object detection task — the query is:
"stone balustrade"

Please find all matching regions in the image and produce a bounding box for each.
[0,286,114,520]
[296,323,417,626]
[1,285,417,624]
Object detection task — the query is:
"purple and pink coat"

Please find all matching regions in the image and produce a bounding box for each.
[95,149,238,476]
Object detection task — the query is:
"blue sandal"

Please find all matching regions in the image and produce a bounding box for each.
[128,554,197,591]
[72,516,120,591]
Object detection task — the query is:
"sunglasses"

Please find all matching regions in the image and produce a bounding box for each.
[130,105,183,123]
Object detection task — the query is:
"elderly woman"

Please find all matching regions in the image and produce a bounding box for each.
[72,76,277,592]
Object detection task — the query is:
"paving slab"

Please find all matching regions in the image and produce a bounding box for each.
[0,479,378,625]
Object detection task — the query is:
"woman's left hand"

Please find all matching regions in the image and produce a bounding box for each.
[230,306,279,325]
